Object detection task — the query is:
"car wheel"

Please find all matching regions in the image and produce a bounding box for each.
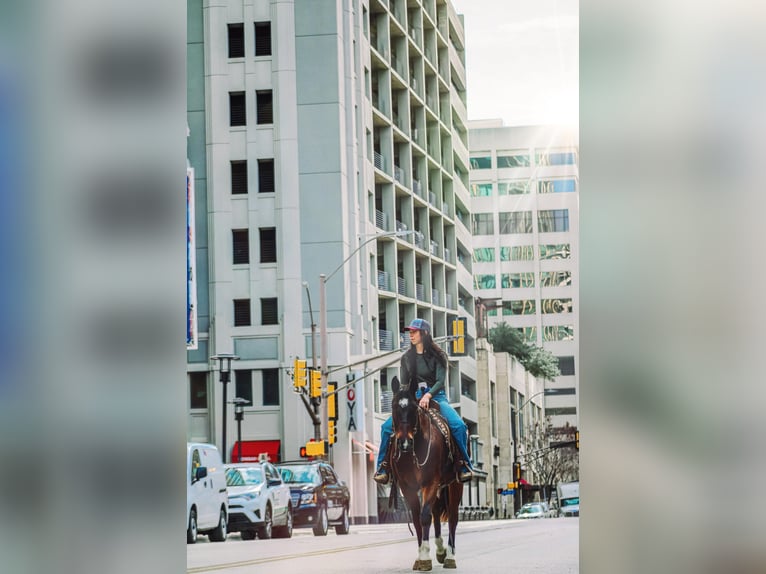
[312,506,328,536]
[274,505,293,538]
[258,505,273,539]
[335,507,350,535]
[186,508,197,544]
[208,508,227,542]
[240,529,256,541]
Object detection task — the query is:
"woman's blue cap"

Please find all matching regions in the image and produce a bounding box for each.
[404,318,431,332]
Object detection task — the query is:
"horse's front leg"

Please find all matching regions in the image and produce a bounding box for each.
[402,489,427,571]
[432,494,446,565]
[417,497,433,571]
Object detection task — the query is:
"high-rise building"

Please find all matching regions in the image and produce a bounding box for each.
[468,121,579,429]
[186,0,479,523]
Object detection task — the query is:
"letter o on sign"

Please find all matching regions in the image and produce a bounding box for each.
[347,388,355,401]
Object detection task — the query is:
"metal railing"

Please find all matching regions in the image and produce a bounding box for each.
[375,209,389,230]
[432,289,440,306]
[374,151,386,172]
[416,283,426,302]
[446,293,454,309]
[397,276,407,296]
[412,178,422,195]
[377,270,391,291]
[430,240,439,256]
[394,165,406,185]
[399,333,410,349]
[379,329,394,351]
[414,233,425,250]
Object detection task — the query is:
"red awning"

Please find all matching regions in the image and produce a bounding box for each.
[231,440,281,463]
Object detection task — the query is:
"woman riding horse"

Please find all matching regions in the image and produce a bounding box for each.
[374,318,475,484]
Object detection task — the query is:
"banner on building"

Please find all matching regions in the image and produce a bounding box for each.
[345,371,365,435]
[186,167,198,349]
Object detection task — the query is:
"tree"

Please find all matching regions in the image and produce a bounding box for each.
[521,420,579,504]
[488,322,561,380]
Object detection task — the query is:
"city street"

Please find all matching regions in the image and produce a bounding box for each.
[187,517,578,573]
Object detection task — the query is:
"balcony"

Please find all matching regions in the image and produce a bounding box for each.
[430,240,439,257]
[446,293,454,309]
[377,270,391,291]
[399,333,410,349]
[397,276,407,296]
[374,151,387,172]
[375,209,389,231]
[379,329,394,351]
[429,191,439,209]
[394,165,406,186]
[416,283,427,302]
[432,289,440,306]
[412,178,422,196]
[443,247,452,264]
[414,233,425,250]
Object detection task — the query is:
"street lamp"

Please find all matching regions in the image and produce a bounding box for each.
[302,281,321,443]
[318,229,420,452]
[211,353,240,463]
[230,397,250,463]
[510,390,546,515]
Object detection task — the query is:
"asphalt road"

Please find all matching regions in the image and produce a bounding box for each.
[187,517,579,573]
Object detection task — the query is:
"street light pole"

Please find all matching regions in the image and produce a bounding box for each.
[512,389,546,514]
[317,230,419,459]
[211,353,240,463]
[303,282,321,443]
[231,397,249,462]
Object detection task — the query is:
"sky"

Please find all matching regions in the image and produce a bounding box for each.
[450,0,578,128]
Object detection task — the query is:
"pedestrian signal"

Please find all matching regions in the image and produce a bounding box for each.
[328,420,337,445]
[327,381,337,420]
[305,439,327,457]
[293,359,307,389]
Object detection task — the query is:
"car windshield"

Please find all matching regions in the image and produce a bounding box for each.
[279,465,321,485]
[520,505,542,514]
[561,498,579,507]
[225,467,263,486]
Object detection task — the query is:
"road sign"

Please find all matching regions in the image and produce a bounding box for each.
[502,489,515,495]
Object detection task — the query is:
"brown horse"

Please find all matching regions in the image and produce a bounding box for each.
[388,376,463,571]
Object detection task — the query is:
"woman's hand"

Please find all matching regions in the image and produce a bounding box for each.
[419,392,432,409]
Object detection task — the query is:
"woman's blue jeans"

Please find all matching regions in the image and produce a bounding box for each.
[377,389,473,469]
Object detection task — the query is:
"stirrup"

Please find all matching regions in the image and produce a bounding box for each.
[458,463,474,483]
[373,464,390,485]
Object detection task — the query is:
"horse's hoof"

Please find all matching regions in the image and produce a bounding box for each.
[412,559,432,571]
[443,558,457,569]
[436,550,446,564]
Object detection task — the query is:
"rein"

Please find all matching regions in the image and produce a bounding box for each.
[393,406,434,468]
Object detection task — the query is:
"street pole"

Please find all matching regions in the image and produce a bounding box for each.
[304,281,321,443]
[319,273,328,456]
[511,406,519,517]
[211,354,239,463]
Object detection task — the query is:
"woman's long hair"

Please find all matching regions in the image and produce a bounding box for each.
[405,328,448,379]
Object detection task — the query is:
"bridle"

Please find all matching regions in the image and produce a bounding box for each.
[393,403,434,468]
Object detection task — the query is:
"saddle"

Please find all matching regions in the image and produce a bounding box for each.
[423,404,462,484]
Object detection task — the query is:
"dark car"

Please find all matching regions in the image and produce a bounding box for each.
[277,461,350,536]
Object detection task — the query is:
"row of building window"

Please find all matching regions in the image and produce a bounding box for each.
[469,150,577,170]
[473,210,570,235]
[232,228,277,265]
[473,244,570,262]
[231,159,274,194]
[509,325,574,342]
[189,369,279,409]
[227,22,272,59]
[470,178,577,197]
[483,299,573,314]
[229,91,274,127]
[474,271,572,289]
[234,298,278,326]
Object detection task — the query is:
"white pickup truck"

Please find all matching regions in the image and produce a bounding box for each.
[556,481,580,517]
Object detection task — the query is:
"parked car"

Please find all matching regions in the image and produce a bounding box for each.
[224,462,293,540]
[187,443,228,544]
[516,502,547,519]
[277,461,350,536]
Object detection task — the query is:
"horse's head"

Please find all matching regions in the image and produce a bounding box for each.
[391,376,419,453]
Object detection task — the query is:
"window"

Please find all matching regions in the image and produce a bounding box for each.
[473,247,495,262]
[229,92,246,126]
[231,160,248,194]
[234,299,251,326]
[540,243,570,260]
[254,22,272,56]
[228,23,245,58]
[536,150,577,166]
[256,90,273,124]
[259,228,276,263]
[546,387,577,396]
[546,406,577,416]
[472,213,494,235]
[557,356,575,376]
[503,300,536,315]
[189,372,208,409]
[258,159,275,193]
[514,326,537,342]
[261,298,278,325]
[542,298,573,313]
[235,370,253,405]
[538,209,569,233]
[499,211,532,234]
[232,229,250,264]
[474,274,496,289]
[262,368,280,406]
[497,154,530,168]
[502,272,534,288]
[470,183,492,197]
[543,325,575,341]
[538,179,577,194]
[498,181,530,195]
[541,271,572,287]
[470,156,491,169]
[504,245,534,261]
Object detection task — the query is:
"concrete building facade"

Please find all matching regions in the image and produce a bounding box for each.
[468,122,579,429]
[186,0,480,523]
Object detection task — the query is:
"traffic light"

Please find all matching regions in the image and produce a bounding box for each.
[575,431,580,451]
[304,439,327,457]
[293,359,307,389]
[451,317,466,356]
[497,488,503,495]
[328,420,337,445]
[507,482,515,490]
[513,462,521,481]
[309,368,322,399]
[327,381,338,421]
